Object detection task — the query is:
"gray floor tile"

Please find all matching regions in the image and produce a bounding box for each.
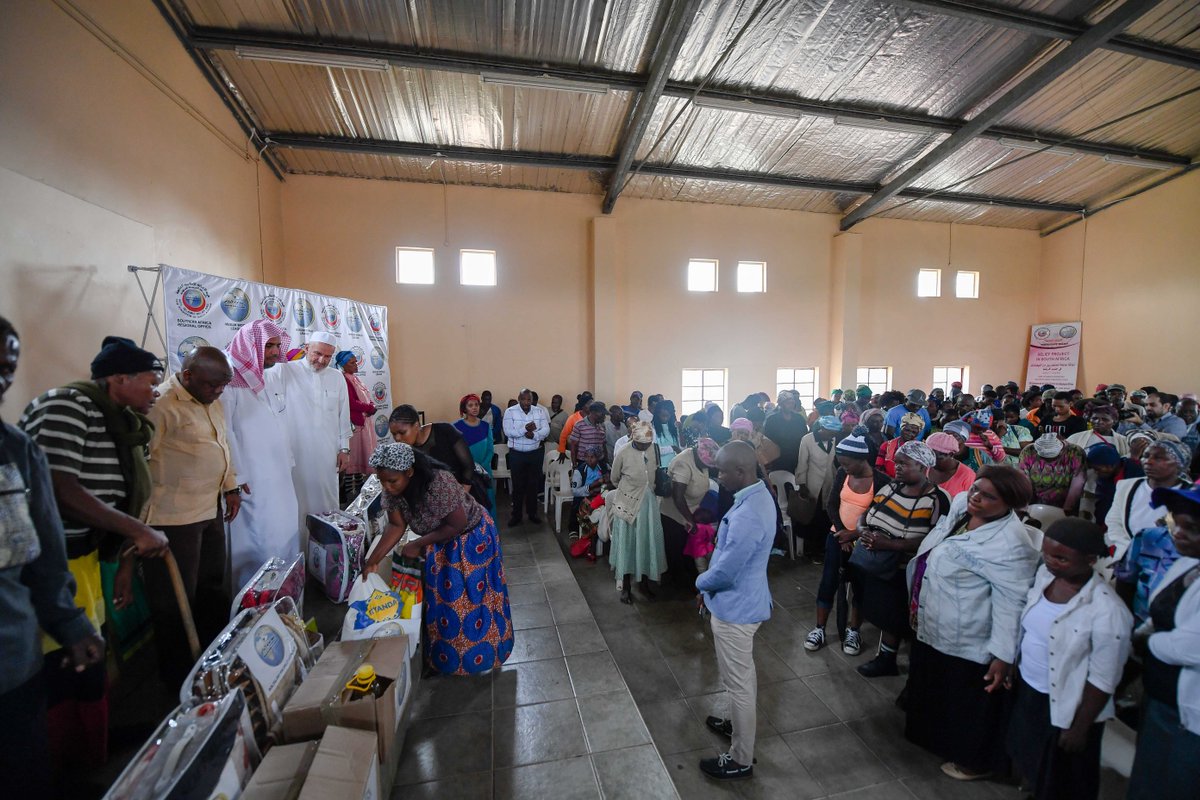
[899,775,1009,799]
[783,723,893,795]
[639,698,716,755]
[662,748,743,799]
[390,771,492,799]
[846,712,941,779]
[557,620,608,656]
[550,597,595,624]
[636,598,704,626]
[511,601,556,630]
[507,581,548,606]
[578,690,653,752]
[686,691,779,742]
[664,650,725,697]
[751,642,799,685]
[505,565,543,585]
[539,561,575,582]
[767,636,856,677]
[827,780,917,799]
[754,677,840,734]
[605,626,662,662]
[395,710,492,784]
[493,698,590,768]
[505,625,565,665]
[591,600,648,631]
[567,651,626,697]
[619,654,684,704]
[651,620,713,657]
[592,744,680,800]
[409,672,493,720]
[802,669,894,722]
[494,657,575,707]
[494,755,601,800]
[502,550,537,568]
[545,578,588,605]
[733,735,825,800]
[756,604,804,643]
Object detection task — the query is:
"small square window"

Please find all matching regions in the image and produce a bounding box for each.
[396,247,434,284]
[932,366,968,395]
[776,368,818,411]
[681,368,727,416]
[687,259,718,292]
[737,261,766,293]
[855,366,892,395]
[460,249,497,286]
[917,268,941,297]
[955,270,979,299]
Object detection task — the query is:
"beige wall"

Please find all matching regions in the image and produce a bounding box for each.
[0,0,280,410]
[1039,169,1200,393]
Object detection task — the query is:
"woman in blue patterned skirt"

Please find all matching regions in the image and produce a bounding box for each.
[363,441,513,675]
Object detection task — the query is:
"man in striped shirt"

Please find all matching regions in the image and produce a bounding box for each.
[19,335,168,772]
[567,401,609,462]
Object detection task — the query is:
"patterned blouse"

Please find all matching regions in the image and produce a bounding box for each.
[1018,443,1086,507]
[382,468,484,534]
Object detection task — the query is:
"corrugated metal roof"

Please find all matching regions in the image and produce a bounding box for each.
[170,0,1200,231]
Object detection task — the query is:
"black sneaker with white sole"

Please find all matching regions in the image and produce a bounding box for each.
[699,752,753,780]
[705,716,733,738]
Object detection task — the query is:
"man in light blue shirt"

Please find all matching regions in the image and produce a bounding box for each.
[884,389,932,440]
[696,441,775,781]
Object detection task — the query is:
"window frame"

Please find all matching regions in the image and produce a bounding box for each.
[395,246,436,285]
[775,367,818,412]
[687,258,719,293]
[932,366,969,396]
[459,248,498,286]
[681,368,727,416]
[955,270,980,299]
[855,366,892,396]
[736,260,766,293]
[917,268,941,298]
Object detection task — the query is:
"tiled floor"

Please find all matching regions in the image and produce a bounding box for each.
[393,515,1132,799]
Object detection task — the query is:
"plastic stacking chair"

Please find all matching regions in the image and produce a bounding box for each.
[492,443,512,496]
[552,462,575,534]
[543,448,563,513]
[768,470,797,560]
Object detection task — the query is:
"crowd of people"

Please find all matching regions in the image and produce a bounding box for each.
[2,309,1197,797]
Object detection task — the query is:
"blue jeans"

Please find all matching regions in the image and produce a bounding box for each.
[816,532,861,611]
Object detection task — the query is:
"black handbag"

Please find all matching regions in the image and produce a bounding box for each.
[848,527,901,579]
[653,444,673,497]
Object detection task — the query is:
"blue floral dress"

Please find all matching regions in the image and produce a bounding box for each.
[383,469,513,674]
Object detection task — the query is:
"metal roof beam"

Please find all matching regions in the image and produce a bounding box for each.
[266,134,1084,215]
[189,28,1190,166]
[890,0,1200,71]
[839,0,1161,231]
[601,0,700,214]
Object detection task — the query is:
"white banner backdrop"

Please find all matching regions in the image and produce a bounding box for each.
[160,266,393,439]
[1025,321,1082,390]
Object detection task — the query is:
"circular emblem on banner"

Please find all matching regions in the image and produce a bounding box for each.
[372,382,388,405]
[252,625,286,667]
[293,298,315,329]
[219,287,251,322]
[1058,325,1078,339]
[370,347,386,370]
[321,304,340,331]
[259,294,285,323]
[374,414,390,438]
[352,346,365,364]
[175,282,210,318]
[368,312,383,334]
[1034,327,1051,340]
[346,306,363,333]
[177,335,210,364]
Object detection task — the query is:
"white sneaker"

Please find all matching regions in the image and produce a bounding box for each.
[803,626,826,651]
[842,628,862,656]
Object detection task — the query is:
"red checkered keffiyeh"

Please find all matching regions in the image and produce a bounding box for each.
[226,319,290,395]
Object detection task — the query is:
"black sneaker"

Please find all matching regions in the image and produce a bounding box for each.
[857,653,900,678]
[699,752,753,780]
[705,716,733,738]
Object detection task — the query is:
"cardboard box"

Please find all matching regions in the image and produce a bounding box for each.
[298,727,379,800]
[282,637,412,788]
[242,741,319,800]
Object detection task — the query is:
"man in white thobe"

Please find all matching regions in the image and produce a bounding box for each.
[270,332,352,525]
[223,320,301,586]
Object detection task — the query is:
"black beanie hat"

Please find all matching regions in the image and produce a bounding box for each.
[90,336,163,379]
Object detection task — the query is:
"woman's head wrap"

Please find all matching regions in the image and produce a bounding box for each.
[777,388,800,404]
[1085,443,1121,466]
[835,435,871,457]
[695,437,719,467]
[1034,433,1065,458]
[839,407,861,425]
[369,441,414,472]
[1044,518,1109,557]
[861,407,885,425]
[818,415,842,431]
[963,408,992,428]
[629,420,654,443]
[897,440,937,469]
[1127,430,1156,446]
[943,420,972,441]
[856,385,874,400]
[1148,440,1192,475]
[335,350,356,368]
[900,412,925,432]
[730,417,754,435]
[814,400,837,416]
[926,432,960,455]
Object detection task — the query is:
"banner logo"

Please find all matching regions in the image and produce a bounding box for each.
[177,335,210,363]
[368,312,383,334]
[1059,325,1078,339]
[372,382,388,405]
[259,294,286,323]
[374,414,390,438]
[175,282,210,318]
[219,287,251,323]
[1034,327,1051,340]
[352,346,365,364]
[320,304,340,331]
[370,347,385,370]
[346,306,363,333]
[252,625,286,667]
[293,298,315,329]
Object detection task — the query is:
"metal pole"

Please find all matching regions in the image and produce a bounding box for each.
[127,265,168,354]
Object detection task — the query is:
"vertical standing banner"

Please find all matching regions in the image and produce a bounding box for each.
[1025,322,1082,390]
[159,266,393,440]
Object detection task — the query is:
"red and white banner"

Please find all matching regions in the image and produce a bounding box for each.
[1025,322,1082,390]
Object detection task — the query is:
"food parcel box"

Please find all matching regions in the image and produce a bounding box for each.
[241,740,319,800]
[281,637,411,787]
[299,727,379,800]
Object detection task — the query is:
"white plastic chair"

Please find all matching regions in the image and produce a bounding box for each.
[768,470,797,560]
[543,448,564,513]
[552,462,575,534]
[1026,503,1066,530]
[492,443,512,496]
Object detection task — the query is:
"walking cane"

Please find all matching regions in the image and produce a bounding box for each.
[119,543,201,661]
